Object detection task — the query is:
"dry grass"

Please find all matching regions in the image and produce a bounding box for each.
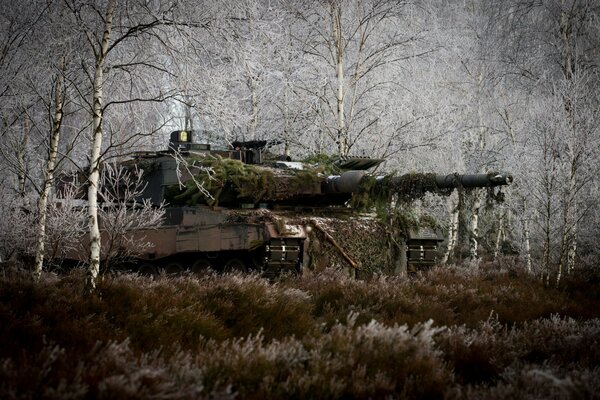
[1,262,599,399]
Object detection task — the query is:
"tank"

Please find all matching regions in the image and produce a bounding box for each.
[58,130,513,276]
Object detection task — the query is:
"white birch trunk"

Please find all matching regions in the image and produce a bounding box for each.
[558,0,578,283]
[332,3,347,155]
[441,196,459,264]
[86,0,116,293]
[543,191,552,285]
[16,115,30,197]
[558,197,577,285]
[558,159,578,285]
[469,190,482,260]
[33,63,65,280]
[567,221,577,274]
[523,218,532,273]
[560,0,573,81]
[184,94,193,131]
[283,89,290,158]
[493,212,505,260]
[249,76,258,140]
[556,248,563,287]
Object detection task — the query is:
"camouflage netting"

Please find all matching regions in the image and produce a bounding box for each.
[167,156,322,206]
[301,153,342,175]
[302,216,395,275]
[353,173,454,210]
[221,206,440,275]
[164,153,456,211]
[218,209,402,275]
[300,210,441,276]
[155,154,451,274]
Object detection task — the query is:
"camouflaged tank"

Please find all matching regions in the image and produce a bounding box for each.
[62,130,513,276]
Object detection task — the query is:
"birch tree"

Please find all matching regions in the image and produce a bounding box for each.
[59,0,204,291]
[492,0,600,278]
[0,2,40,199]
[287,0,429,156]
[32,57,66,279]
[0,1,77,268]
[81,0,117,291]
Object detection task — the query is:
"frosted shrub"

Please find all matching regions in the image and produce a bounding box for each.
[194,315,450,398]
[449,365,600,400]
[0,194,37,262]
[1,266,599,398]
[440,315,600,397]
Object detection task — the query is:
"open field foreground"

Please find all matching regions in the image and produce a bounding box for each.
[1,263,599,399]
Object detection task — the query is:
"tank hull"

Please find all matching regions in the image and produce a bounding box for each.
[61,206,307,274]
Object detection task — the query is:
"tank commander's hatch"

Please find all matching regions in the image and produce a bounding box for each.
[333,156,384,171]
[169,130,210,152]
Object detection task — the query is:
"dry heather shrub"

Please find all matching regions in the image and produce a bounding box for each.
[506,316,600,367]
[438,314,600,394]
[0,339,236,400]
[446,366,600,400]
[298,316,451,399]
[411,265,596,325]
[283,265,579,330]
[437,316,507,385]
[96,273,230,349]
[286,272,433,328]
[0,269,114,358]
[196,273,315,340]
[2,262,600,399]
[197,315,451,399]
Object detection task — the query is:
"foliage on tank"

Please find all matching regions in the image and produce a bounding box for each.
[352,172,454,211]
[166,155,322,206]
[301,153,341,175]
[305,216,393,275]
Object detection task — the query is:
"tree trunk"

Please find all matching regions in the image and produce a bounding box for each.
[557,0,578,284]
[453,187,467,261]
[184,94,194,131]
[542,180,553,284]
[469,190,482,260]
[331,2,347,155]
[441,196,459,264]
[16,115,30,197]
[86,0,117,293]
[33,61,65,280]
[248,76,258,140]
[559,0,574,81]
[522,218,532,273]
[567,220,577,274]
[493,212,505,260]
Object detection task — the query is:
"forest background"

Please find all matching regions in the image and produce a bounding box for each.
[0,0,599,283]
[1,1,600,398]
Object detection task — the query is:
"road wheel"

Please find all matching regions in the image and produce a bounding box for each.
[164,261,184,275]
[138,262,158,277]
[191,258,213,275]
[223,258,248,274]
[250,250,266,270]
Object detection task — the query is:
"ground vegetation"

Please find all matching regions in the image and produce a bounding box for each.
[1,262,598,399]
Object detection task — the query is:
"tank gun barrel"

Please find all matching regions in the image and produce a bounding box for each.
[434,172,513,189]
[324,171,513,194]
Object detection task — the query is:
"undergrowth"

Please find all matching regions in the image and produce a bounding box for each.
[1,263,599,399]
